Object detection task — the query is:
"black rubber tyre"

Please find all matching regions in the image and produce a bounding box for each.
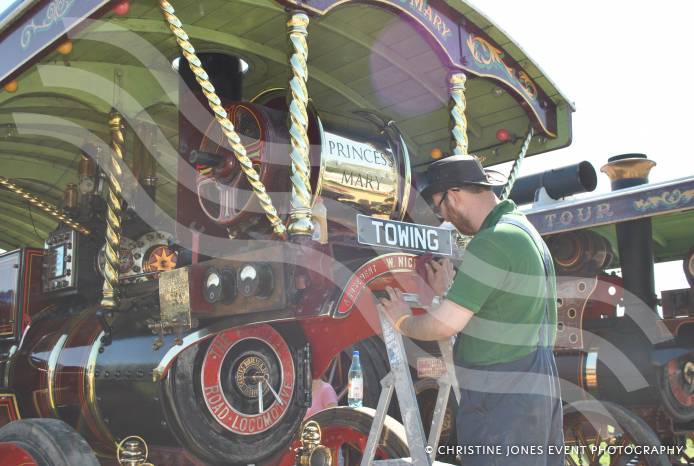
[165,323,307,465]
[563,400,670,466]
[0,418,99,466]
[325,337,398,414]
[414,376,458,460]
[353,336,401,419]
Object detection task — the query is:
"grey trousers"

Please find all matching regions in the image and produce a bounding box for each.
[455,348,564,466]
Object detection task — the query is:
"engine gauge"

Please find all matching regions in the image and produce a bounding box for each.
[204,268,223,304]
[203,267,236,304]
[238,263,273,298]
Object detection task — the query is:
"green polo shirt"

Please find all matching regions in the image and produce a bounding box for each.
[447,200,557,366]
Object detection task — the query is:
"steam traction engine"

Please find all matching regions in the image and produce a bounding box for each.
[0,0,690,465]
[522,155,694,464]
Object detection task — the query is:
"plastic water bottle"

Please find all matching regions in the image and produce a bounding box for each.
[348,350,363,408]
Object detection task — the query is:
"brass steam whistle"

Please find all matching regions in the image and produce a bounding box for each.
[295,420,332,466]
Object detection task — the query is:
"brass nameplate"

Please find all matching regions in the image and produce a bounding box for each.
[320,131,400,217]
[159,267,191,330]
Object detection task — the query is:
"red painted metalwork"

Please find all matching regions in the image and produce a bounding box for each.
[0,442,38,465]
[0,394,21,428]
[0,248,42,340]
[9,310,114,454]
[302,253,431,379]
[275,422,397,466]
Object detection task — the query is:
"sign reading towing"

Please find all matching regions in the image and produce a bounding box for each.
[357,214,453,256]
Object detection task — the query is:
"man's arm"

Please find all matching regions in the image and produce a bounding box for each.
[399,299,474,341]
[379,286,474,341]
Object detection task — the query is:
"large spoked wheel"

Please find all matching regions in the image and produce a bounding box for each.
[661,432,694,465]
[167,323,307,465]
[275,407,409,466]
[563,400,670,466]
[657,355,694,423]
[0,419,99,466]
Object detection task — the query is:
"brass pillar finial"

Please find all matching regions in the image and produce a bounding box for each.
[286,11,314,239]
[448,72,468,156]
[101,110,126,310]
[159,0,287,239]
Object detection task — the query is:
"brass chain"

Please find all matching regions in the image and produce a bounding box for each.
[100,110,126,310]
[500,127,534,200]
[0,176,91,235]
[158,0,287,239]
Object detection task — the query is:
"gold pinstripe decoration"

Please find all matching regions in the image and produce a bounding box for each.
[500,127,534,200]
[158,0,287,239]
[449,72,468,156]
[101,110,125,310]
[0,177,91,235]
[286,11,313,238]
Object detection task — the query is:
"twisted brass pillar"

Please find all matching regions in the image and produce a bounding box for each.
[0,177,90,235]
[500,127,534,200]
[286,11,313,239]
[449,72,468,156]
[101,110,126,310]
[449,72,471,248]
[159,0,287,239]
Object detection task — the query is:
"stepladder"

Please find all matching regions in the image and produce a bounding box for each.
[360,304,461,466]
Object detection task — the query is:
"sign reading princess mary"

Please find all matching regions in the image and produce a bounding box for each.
[357,214,453,255]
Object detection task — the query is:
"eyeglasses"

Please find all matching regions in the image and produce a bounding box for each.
[433,190,450,220]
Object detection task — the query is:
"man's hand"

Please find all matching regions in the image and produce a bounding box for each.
[425,258,455,297]
[377,286,411,331]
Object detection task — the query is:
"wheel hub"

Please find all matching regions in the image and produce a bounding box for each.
[234,355,270,398]
[201,325,296,435]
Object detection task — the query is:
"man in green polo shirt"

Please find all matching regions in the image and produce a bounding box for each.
[379,154,564,466]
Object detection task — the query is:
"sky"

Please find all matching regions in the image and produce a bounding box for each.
[471,0,693,293]
[1,0,691,292]
[473,0,693,188]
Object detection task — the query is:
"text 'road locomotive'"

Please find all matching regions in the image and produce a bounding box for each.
[0,0,692,465]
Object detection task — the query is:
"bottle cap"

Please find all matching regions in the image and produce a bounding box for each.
[352,350,359,357]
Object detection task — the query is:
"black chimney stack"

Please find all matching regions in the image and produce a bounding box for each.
[601,154,657,312]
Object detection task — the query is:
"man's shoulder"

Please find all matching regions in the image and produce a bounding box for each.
[480,213,534,244]
[470,214,542,264]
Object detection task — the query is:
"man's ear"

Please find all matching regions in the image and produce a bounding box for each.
[447,188,463,204]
